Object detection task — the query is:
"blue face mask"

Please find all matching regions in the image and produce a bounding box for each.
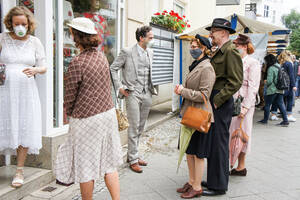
[190,48,202,59]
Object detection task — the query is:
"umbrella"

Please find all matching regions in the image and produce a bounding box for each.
[229,118,249,168]
[177,125,195,173]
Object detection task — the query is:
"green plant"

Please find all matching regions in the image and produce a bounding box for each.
[151,10,190,33]
[282,9,300,56]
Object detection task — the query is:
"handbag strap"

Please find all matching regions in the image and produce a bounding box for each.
[239,118,244,129]
[200,92,209,110]
[191,92,209,110]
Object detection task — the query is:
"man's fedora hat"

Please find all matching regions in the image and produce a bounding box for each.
[206,18,236,34]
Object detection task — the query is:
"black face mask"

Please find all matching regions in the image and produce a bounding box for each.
[190,48,203,59]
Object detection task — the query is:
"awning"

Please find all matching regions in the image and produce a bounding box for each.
[177,14,291,53]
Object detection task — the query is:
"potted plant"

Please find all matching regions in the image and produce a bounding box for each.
[151,10,190,34]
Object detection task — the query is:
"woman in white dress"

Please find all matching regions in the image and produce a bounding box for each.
[0,6,47,188]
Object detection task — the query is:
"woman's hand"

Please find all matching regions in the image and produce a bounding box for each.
[293,87,297,92]
[174,84,184,95]
[22,67,39,78]
[238,107,248,118]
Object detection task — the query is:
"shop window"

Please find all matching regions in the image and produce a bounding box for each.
[17,0,34,13]
[57,0,118,125]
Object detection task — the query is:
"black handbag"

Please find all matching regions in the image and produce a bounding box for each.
[232,95,244,117]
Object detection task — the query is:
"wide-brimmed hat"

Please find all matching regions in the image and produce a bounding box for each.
[67,17,97,35]
[195,34,212,50]
[205,18,236,34]
[233,34,251,45]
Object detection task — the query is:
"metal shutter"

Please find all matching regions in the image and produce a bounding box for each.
[216,0,240,6]
[151,24,175,85]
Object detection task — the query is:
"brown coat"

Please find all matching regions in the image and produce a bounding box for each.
[180,59,216,122]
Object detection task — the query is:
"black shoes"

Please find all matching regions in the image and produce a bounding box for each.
[201,181,208,188]
[201,181,226,196]
[230,168,247,176]
[202,189,226,196]
[276,121,289,127]
[257,120,267,124]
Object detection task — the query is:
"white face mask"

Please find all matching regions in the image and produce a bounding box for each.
[238,48,244,55]
[13,25,27,38]
[147,40,155,48]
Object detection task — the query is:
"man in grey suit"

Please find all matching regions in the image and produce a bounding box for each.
[110,26,157,173]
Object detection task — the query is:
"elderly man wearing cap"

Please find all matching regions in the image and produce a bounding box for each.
[110,26,157,173]
[201,18,243,196]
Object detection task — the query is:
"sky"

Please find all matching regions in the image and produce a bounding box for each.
[282,0,300,14]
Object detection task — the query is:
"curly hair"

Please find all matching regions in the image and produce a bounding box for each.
[71,28,101,50]
[135,26,152,42]
[190,38,212,57]
[4,6,36,35]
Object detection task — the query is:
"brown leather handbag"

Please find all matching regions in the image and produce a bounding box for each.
[180,92,212,133]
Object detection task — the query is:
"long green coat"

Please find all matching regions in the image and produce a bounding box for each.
[210,40,243,107]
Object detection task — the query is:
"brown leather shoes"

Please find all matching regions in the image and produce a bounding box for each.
[177,182,192,193]
[138,159,148,166]
[181,188,203,199]
[230,168,247,176]
[130,163,143,173]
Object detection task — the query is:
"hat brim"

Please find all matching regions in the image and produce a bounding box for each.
[233,39,249,45]
[205,25,236,34]
[67,23,98,35]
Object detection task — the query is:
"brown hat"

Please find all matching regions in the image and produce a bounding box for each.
[233,34,251,45]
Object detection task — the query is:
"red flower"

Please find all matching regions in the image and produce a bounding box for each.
[187,24,191,28]
[163,10,168,13]
[181,24,185,28]
[177,19,180,22]
[154,12,160,15]
[183,15,186,18]
[162,13,165,15]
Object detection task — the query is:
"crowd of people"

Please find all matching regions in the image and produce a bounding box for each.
[0,5,299,200]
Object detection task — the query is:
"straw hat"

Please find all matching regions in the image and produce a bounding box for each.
[67,17,97,34]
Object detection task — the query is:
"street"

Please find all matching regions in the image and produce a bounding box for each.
[93,103,300,200]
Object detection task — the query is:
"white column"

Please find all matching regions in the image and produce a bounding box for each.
[1,0,16,166]
[34,1,54,136]
[56,0,64,128]
[1,0,16,32]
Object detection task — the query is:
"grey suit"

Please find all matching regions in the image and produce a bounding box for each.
[110,44,157,165]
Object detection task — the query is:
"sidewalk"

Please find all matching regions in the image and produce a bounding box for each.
[94,103,300,200]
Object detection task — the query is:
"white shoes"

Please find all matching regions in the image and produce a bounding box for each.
[270,115,279,121]
[288,115,296,122]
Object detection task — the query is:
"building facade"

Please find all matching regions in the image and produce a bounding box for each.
[248,0,286,27]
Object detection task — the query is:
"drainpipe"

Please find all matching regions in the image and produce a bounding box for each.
[179,39,183,109]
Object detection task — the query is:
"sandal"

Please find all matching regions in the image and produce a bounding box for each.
[11,167,24,188]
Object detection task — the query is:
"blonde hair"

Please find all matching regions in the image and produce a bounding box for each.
[278,50,293,65]
[4,6,37,35]
[190,38,212,57]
